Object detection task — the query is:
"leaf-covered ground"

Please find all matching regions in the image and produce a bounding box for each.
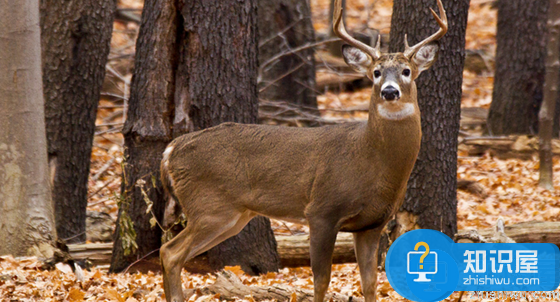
[8,0,559,301]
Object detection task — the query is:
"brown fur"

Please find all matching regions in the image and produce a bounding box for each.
[160,0,446,301]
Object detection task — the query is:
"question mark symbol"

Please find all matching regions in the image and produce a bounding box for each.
[414,242,430,269]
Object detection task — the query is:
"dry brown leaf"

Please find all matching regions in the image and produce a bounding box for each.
[106,288,125,302]
[223,266,245,277]
[289,292,297,302]
[67,288,85,302]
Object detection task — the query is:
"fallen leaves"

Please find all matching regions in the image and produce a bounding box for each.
[62,1,560,302]
[458,153,560,230]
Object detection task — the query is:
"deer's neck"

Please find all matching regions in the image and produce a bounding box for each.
[363,98,422,174]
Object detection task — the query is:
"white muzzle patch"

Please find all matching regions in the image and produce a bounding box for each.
[381,81,402,100]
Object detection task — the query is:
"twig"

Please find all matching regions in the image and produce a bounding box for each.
[260,38,341,72]
[106,65,130,85]
[260,100,368,113]
[91,157,117,181]
[105,64,130,121]
[259,62,306,92]
[88,197,112,207]
[100,92,128,101]
[123,248,160,274]
[281,222,295,236]
[88,177,118,198]
[96,122,124,128]
[63,231,87,242]
[102,110,124,123]
[259,18,303,48]
[98,134,124,147]
[116,8,142,24]
[98,105,125,109]
[459,135,515,145]
[108,53,134,61]
[95,126,123,136]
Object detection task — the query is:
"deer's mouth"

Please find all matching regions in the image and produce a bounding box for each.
[377,102,415,120]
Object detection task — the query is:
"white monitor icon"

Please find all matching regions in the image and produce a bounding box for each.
[407,251,438,282]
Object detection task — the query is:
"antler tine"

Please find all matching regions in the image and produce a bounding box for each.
[333,0,380,59]
[403,0,448,59]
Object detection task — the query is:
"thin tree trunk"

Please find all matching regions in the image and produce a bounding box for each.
[258,0,318,110]
[488,0,560,135]
[40,0,116,243]
[111,0,280,275]
[0,0,57,257]
[539,0,560,190]
[387,0,470,238]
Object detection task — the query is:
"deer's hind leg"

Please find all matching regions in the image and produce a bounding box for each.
[160,203,253,302]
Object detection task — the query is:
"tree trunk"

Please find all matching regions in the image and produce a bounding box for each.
[387,0,470,238]
[258,0,318,110]
[174,0,280,275]
[40,0,116,243]
[0,0,57,257]
[539,0,560,190]
[111,0,280,275]
[109,0,178,273]
[488,0,560,135]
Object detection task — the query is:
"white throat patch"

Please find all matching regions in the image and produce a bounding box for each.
[377,103,415,120]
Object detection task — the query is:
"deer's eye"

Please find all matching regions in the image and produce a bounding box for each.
[402,69,411,77]
[374,70,381,78]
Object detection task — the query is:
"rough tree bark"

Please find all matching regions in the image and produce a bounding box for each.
[258,0,318,109]
[40,0,116,243]
[111,0,280,274]
[0,0,57,257]
[109,0,177,273]
[488,0,560,135]
[387,0,470,239]
[539,0,560,190]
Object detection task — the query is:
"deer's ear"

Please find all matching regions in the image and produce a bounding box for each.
[412,42,439,74]
[342,45,373,75]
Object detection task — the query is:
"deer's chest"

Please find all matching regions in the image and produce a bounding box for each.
[338,195,400,232]
[337,177,406,232]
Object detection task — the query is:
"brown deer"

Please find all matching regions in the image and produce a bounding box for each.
[159,0,447,301]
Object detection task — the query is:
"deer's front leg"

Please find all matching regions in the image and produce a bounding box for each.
[353,228,382,302]
[308,219,338,302]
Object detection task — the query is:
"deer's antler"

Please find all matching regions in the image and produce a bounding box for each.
[332,0,380,59]
[403,0,448,59]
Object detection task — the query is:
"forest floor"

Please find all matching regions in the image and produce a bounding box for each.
[2,0,560,301]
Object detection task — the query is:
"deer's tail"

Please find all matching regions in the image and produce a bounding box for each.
[161,142,182,228]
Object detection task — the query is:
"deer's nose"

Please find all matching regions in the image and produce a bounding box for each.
[381,86,400,101]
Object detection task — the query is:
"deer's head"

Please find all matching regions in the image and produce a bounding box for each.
[333,0,447,121]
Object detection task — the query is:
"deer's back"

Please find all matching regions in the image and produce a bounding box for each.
[164,122,367,220]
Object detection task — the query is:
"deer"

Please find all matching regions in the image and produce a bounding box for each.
[159,0,447,301]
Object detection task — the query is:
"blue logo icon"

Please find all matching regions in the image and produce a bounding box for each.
[408,242,437,282]
[386,229,560,302]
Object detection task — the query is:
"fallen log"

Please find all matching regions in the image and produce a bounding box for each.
[277,233,355,267]
[68,242,112,265]
[457,221,560,246]
[69,221,560,268]
[184,270,363,302]
[67,233,356,268]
